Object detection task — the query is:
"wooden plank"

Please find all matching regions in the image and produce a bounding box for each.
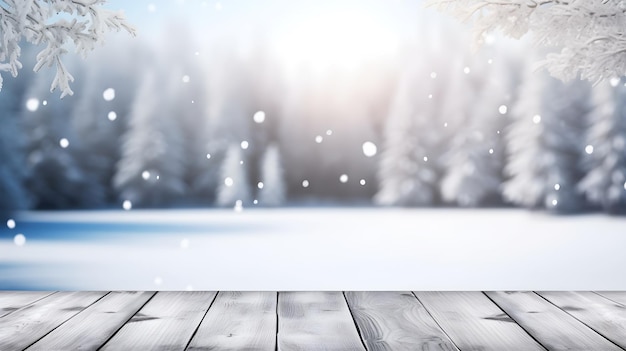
[278,291,365,351]
[538,291,626,349]
[0,291,55,318]
[100,291,217,351]
[187,291,277,351]
[345,291,458,351]
[0,291,106,350]
[595,291,626,306]
[26,291,154,351]
[414,292,544,351]
[487,291,622,351]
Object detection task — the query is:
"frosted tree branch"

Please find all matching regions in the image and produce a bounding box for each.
[0,0,135,97]
[426,0,626,83]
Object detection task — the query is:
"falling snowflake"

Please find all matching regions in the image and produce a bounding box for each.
[463,67,471,74]
[533,114,542,124]
[182,75,190,83]
[142,171,151,180]
[107,111,117,121]
[240,141,249,150]
[302,180,310,188]
[26,98,39,112]
[315,135,323,143]
[554,184,561,191]
[59,138,69,148]
[103,88,116,101]
[7,219,16,229]
[234,200,243,212]
[257,182,264,189]
[362,141,377,157]
[14,234,26,246]
[224,177,234,187]
[339,174,349,183]
[253,111,266,123]
[585,145,594,155]
[498,105,508,115]
[360,179,366,185]
[326,129,333,136]
[122,200,132,210]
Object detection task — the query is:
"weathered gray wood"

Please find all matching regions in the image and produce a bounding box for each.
[344,292,458,351]
[26,291,154,351]
[187,291,277,351]
[0,291,106,350]
[100,291,217,351]
[0,291,55,318]
[595,291,626,306]
[538,291,626,349]
[415,292,545,351]
[278,292,365,351]
[487,291,622,351]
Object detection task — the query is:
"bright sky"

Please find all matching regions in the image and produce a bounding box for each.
[104,0,442,70]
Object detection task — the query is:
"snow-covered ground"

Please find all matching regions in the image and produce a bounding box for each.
[1,208,625,290]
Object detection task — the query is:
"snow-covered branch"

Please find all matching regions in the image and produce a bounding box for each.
[427,0,626,83]
[0,0,135,97]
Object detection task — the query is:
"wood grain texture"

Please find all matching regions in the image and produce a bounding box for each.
[26,291,154,351]
[415,291,545,351]
[187,291,277,351]
[344,291,458,351]
[487,291,622,351]
[0,291,106,350]
[0,291,55,318]
[278,292,365,351]
[538,291,626,349]
[596,291,626,306]
[100,291,217,351]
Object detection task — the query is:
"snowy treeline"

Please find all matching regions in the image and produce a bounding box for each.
[1,23,625,214]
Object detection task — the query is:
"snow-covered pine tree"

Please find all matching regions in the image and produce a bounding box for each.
[504,68,592,213]
[441,55,519,207]
[0,65,33,212]
[193,46,254,204]
[427,0,626,83]
[258,144,286,206]
[375,32,471,206]
[21,62,100,209]
[0,0,135,97]
[578,77,626,214]
[216,144,252,207]
[113,69,188,208]
[71,39,145,206]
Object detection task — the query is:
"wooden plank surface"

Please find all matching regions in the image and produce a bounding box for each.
[487,291,622,351]
[345,291,458,351]
[26,291,154,351]
[596,291,626,306]
[0,291,106,350]
[0,291,55,318]
[278,292,365,351]
[100,291,217,351]
[187,291,277,351]
[538,291,626,349]
[415,291,545,351]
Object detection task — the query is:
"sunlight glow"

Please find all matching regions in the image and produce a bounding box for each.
[277,11,399,70]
